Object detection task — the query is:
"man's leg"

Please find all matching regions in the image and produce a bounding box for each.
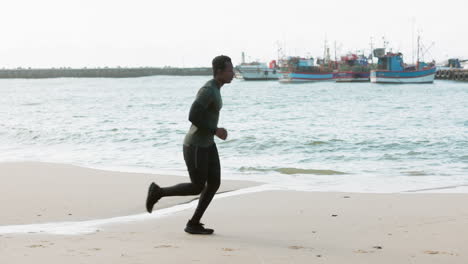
[182,144,220,234]
[189,144,221,224]
[146,145,207,213]
[160,145,208,196]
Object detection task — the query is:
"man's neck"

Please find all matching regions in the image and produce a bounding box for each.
[214,78,224,89]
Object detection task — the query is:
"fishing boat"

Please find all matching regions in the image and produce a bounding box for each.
[335,54,373,82]
[236,60,280,80]
[370,33,437,85]
[235,51,280,80]
[278,56,335,83]
[370,49,436,83]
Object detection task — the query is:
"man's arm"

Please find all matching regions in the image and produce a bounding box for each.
[188,101,217,134]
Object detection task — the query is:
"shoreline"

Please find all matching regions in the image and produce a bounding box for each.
[1,161,468,229]
[1,162,468,263]
[0,185,277,235]
[4,159,468,195]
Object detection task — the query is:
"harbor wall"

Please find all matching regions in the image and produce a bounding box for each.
[435,69,468,81]
[0,67,212,79]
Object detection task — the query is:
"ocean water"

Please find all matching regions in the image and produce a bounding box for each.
[0,76,467,193]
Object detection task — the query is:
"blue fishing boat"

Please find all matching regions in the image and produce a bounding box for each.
[370,49,436,84]
[279,56,335,83]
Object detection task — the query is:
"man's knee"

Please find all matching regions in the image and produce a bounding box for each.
[191,183,205,195]
[207,180,220,192]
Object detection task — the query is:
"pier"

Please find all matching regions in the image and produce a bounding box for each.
[436,69,468,81]
[0,67,212,79]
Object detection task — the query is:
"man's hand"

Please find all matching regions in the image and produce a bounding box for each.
[215,128,228,140]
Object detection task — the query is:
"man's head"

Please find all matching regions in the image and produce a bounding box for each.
[212,55,234,84]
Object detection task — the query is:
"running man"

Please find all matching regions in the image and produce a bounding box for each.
[145,55,234,235]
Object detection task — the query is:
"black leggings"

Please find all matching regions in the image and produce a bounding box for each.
[160,144,221,223]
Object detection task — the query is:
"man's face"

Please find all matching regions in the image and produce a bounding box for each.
[219,62,235,84]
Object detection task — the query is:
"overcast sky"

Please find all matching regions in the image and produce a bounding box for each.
[1,0,466,68]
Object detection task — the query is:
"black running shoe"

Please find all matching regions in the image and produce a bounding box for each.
[146,182,162,213]
[184,220,214,235]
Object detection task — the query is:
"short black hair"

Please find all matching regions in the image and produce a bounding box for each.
[212,55,232,77]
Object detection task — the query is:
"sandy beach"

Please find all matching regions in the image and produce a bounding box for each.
[1,162,468,263]
[0,162,258,225]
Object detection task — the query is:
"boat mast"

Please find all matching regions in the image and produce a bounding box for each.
[412,17,415,65]
[417,34,420,68]
[382,36,388,50]
[334,41,337,64]
[275,40,283,64]
[323,38,327,63]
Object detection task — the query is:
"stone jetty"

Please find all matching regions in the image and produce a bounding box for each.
[0,67,212,79]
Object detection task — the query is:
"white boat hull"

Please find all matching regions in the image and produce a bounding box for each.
[240,70,280,80]
[237,64,280,80]
[370,74,435,83]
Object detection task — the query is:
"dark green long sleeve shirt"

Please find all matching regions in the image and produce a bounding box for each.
[183,79,223,147]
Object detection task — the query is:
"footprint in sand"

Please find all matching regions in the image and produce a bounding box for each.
[40,240,55,246]
[355,246,382,253]
[288,246,305,250]
[354,249,374,254]
[154,245,177,249]
[424,250,458,256]
[28,244,46,248]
